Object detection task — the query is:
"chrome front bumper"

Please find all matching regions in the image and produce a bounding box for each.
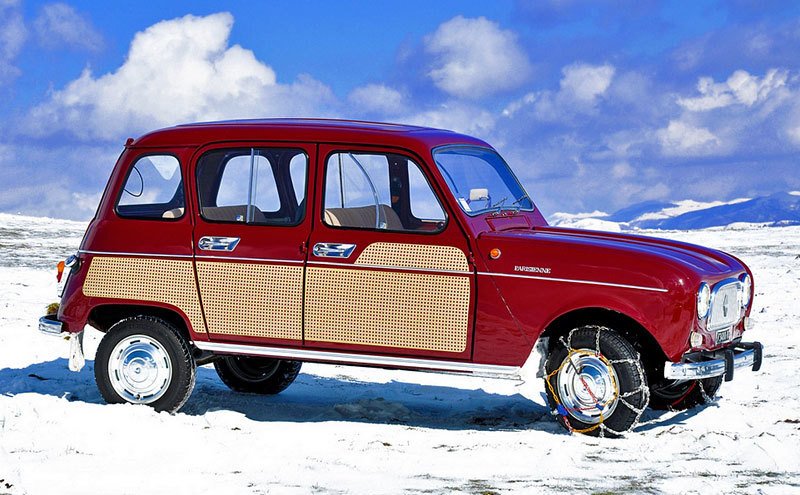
[37,315,85,372]
[664,341,763,381]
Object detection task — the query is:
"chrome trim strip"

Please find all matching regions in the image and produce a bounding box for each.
[194,255,304,264]
[307,260,471,276]
[194,341,520,377]
[477,271,668,293]
[78,249,194,259]
[664,348,755,380]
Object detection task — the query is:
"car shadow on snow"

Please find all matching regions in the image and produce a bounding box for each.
[0,359,551,432]
[0,359,713,433]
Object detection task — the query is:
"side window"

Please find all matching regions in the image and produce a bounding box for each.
[323,152,446,232]
[196,148,307,225]
[116,155,184,219]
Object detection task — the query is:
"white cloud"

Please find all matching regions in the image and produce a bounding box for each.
[425,16,531,99]
[34,3,103,52]
[348,84,405,115]
[678,69,788,111]
[611,161,634,179]
[560,63,615,102]
[400,102,496,137]
[0,0,26,83]
[657,120,720,156]
[788,124,800,146]
[502,62,616,121]
[23,12,337,140]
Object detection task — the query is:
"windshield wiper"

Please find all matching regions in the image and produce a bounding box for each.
[511,193,530,209]
[489,196,510,215]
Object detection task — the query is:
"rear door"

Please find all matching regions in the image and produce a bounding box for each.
[191,143,314,346]
[304,145,475,360]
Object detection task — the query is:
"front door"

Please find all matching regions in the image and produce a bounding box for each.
[304,145,475,360]
[192,143,313,346]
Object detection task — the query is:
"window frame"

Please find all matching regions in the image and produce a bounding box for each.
[431,144,535,218]
[114,152,185,222]
[195,146,310,227]
[320,148,449,235]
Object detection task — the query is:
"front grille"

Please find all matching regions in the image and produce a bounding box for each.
[707,279,742,331]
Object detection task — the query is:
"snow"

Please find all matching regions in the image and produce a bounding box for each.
[631,198,750,223]
[2,218,800,494]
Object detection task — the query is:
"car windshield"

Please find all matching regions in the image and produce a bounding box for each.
[433,146,534,216]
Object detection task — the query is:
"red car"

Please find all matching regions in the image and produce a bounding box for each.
[39,119,762,436]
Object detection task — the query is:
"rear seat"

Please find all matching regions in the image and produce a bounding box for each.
[324,204,403,230]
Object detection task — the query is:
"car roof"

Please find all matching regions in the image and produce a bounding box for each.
[129,118,491,150]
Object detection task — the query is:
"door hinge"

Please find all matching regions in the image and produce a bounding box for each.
[299,241,308,254]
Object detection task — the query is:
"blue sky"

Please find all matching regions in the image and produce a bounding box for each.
[1,0,799,219]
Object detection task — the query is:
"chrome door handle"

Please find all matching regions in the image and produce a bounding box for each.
[312,243,356,258]
[198,236,240,252]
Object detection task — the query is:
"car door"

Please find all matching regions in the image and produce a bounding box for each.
[304,145,475,360]
[191,143,313,346]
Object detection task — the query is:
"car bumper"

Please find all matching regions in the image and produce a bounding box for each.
[664,341,763,381]
[37,314,85,372]
[39,314,66,336]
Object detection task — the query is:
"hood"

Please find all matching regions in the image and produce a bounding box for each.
[477,225,748,291]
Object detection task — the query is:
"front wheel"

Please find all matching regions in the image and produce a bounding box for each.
[94,316,196,412]
[649,376,723,411]
[214,356,301,395]
[544,326,649,437]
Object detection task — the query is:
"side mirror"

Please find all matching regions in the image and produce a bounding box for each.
[469,188,489,202]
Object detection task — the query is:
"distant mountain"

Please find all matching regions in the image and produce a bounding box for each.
[550,191,800,231]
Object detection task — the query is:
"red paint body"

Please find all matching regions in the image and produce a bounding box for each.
[58,119,754,368]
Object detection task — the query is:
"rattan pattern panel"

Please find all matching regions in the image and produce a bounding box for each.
[196,261,303,340]
[355,242,469,272]
[305,267,470,352]
[82,256,205,333]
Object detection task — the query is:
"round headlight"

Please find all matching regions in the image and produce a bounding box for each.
[697,282,711,319]
[739,273,752,307]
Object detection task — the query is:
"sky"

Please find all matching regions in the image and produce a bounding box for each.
[1,0,799,220]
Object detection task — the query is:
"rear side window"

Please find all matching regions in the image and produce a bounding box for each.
[196,148,307,225]
[116,155,184,220]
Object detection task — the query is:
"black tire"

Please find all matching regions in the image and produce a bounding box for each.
[544,326,649,437]
[214,356,301,395]
[649,376,723,411]
[94,316,196,413]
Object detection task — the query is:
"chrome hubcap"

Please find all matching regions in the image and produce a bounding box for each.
[108,335,172,404]
[556,350,619,424]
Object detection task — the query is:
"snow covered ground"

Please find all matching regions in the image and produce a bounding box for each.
[1,215,798,494]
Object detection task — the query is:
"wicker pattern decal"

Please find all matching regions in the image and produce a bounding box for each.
[355,242,469,272]
[305,267,470,352]
[82,256,205,333]
[196,261,303,340]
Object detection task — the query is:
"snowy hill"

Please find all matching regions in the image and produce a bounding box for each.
[551,191,800,231]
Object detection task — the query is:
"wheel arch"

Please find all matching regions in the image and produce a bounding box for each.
[88,303,192,344]
[540,307,668,380]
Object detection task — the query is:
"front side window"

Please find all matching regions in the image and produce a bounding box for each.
[433,146,533,216]
[116,155,184,219]
[323,152,446,232]
[196,148,307,225]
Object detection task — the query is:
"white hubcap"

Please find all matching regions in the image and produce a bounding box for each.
[556,350,619,424]
[108,335,172,404]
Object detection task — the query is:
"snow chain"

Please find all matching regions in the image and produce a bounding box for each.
[545,326,650,437]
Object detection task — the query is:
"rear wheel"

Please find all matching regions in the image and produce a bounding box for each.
[94,316,196,413]
[649,376,723,411]
[544,326,649,437]
[214,356,301,395]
